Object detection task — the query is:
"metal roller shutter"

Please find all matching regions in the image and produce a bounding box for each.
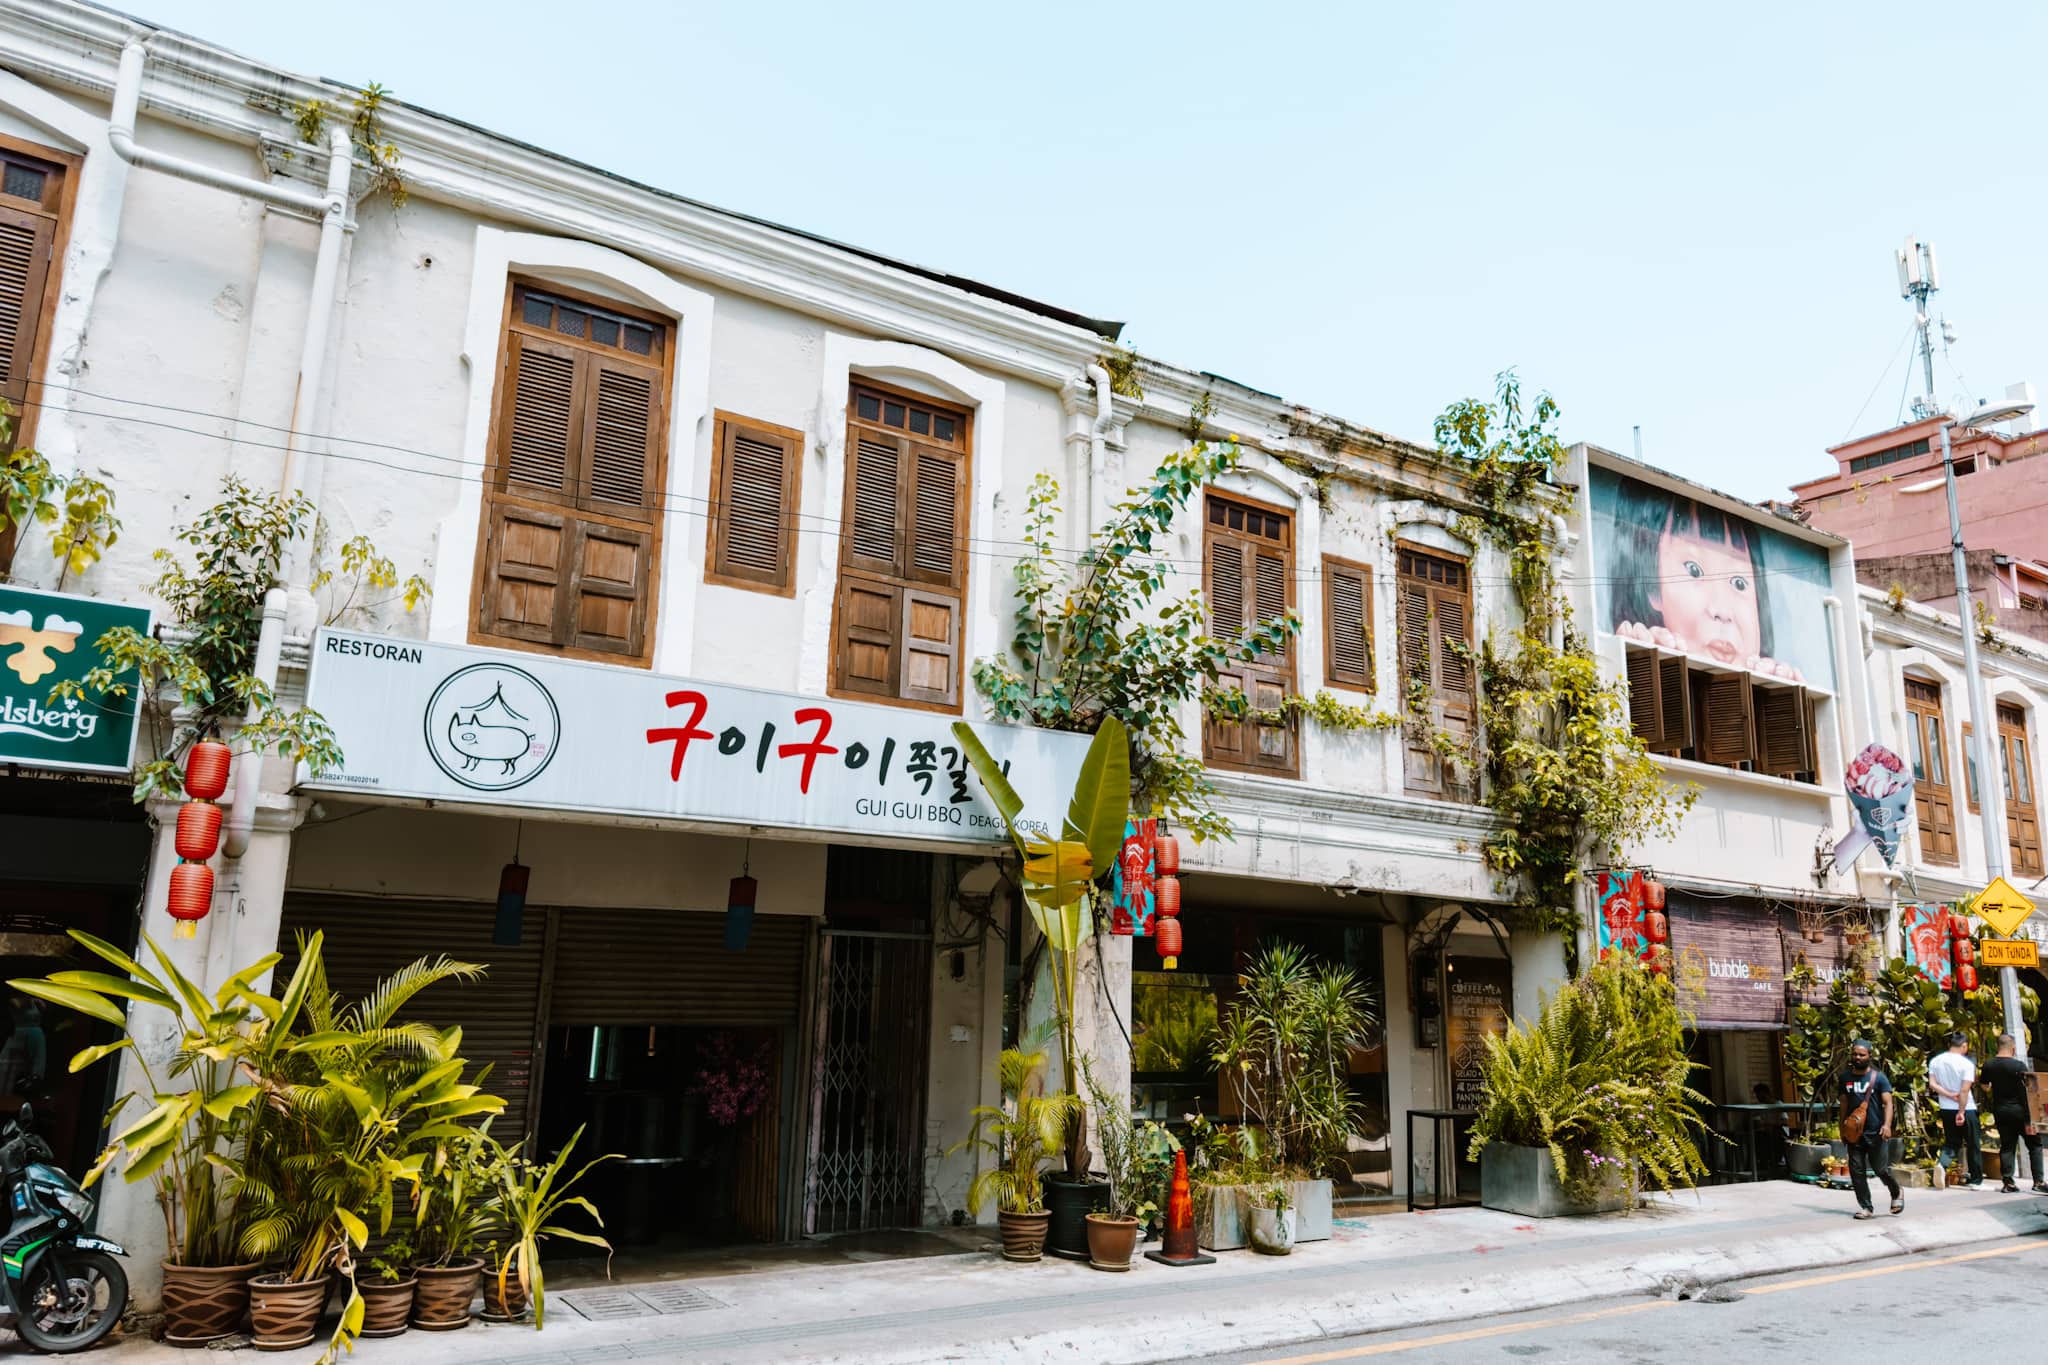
[278,896,544,1140]
[547,907,809,1027]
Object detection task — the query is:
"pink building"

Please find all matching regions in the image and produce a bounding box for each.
[1789,416,2048,638]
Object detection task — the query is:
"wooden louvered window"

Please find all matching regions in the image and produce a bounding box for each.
[1396,544,1473,800]
[829,383,970,710]
[1322,556,1373,692]
[1752,682,1813,780]
[0,138,74,572]
[1203,493,1297,778]
[474,282,670,664]
[706,412,802,594]
[1624,647,1691,755]
[1904,676,1958,865]
[1997,702,2042,875]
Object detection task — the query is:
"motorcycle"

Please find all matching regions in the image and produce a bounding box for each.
[0,1104,127,1353]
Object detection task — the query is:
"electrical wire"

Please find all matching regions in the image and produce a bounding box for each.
[1841,321,1919,441]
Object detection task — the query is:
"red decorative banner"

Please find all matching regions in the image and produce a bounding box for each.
[1110,817,1157,937]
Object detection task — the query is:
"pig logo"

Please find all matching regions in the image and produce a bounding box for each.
[423,662,560,792]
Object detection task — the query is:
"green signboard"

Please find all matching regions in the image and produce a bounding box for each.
[0,584,151,774]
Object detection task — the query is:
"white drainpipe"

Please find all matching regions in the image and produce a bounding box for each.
[1821,596,1858,765]
[109,39,355,859]
[1082,363,1114,536]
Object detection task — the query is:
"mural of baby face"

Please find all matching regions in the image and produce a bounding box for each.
[1650,518,1761,667]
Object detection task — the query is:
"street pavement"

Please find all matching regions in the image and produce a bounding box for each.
[73,1182,2048,1364]
[1181,1234,2048,1362]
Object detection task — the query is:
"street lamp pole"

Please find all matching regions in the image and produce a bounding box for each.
[1902,236,2030,1042]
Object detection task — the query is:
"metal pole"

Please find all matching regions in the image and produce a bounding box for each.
[1939,416,2027,1041]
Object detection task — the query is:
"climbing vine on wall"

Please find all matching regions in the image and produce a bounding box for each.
[294,82,406,205]
[972,443,1297,843]
[1436,372,1694,937]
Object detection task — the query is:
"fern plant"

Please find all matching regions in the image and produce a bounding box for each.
[1466,956,1711,1203]
[950,1046,1079,1216]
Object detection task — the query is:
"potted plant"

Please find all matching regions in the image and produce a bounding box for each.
[1079,1059,1146,1271]
[954,715,1130,1258]
[1247,1179,1295,1256]
[358,1241,417,1339]
[411,1124,502,1331]
[487,1125,616,1328]
[11,931,271,1346]
[1468,957,1711,1218]
[950,1045,1079,1262]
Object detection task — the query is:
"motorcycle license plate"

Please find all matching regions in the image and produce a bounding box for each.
[69,1236,124,1255]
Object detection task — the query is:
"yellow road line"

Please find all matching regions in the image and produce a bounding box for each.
[1235,1235,2048,1364]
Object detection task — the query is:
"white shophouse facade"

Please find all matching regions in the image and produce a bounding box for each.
[0,0,1565,1296]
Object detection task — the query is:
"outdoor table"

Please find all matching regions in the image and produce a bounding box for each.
[1709,1102,1822,1181]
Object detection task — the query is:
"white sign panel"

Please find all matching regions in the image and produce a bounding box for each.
[299,630,1089,847]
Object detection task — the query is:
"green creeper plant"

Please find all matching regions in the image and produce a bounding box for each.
[1,400,122,586]
[970,443,1297,843]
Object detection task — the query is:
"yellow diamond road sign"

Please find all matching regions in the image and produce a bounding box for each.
[1973,876,2038,939]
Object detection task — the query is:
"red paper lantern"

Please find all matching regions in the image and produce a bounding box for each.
[1153,832,1181,877]
[174,800,223,861]
[1644,910,1668,944]
[1155,875,1181,917]
[1953,938,1975,966]
[184,739,232,802]
[1950,911,1972,942]
[1154,915,1183,968]
[167,862,214,938]
[1957,961,1980,993]
[1642,878,1666,911]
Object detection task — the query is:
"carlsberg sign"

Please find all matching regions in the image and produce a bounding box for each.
[0,585,150,774]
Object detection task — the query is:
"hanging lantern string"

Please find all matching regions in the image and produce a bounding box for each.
[743,837,751,878]
[513,819,523,864]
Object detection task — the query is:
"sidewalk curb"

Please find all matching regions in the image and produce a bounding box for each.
[773,1199,2047,1364]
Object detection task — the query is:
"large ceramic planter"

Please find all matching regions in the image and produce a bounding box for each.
[1787,1142,1828,1179]
[160,1260,260,1347]
[996,1209,1051,1263]
[1248,1206,1297,1255]
[1196,1179,1334,1251]
[1479,1144,1629,1218]
[357,1277,416,1339]
[248,1274,328,1352]
[1982,1149,2003,1181]
[411,1258,483,1331]
[480,1267,531,1323]
[1083,1213,1140,1272]
[1043,1175,1109,1260]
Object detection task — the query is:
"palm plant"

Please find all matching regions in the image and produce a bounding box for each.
[489,1125,615,1329]
[1080,1057,1145,1221]
[953,1045,1080,1215]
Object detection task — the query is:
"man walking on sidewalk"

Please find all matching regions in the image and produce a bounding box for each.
[1844,1040,1901,1219]
[1928,1031,1983,1188]
[1981,1034,2046,1194]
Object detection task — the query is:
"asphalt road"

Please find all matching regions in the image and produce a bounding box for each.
[1182,1234,2048,1363]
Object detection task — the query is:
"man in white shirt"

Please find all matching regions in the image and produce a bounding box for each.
[1927,1031,1983,1188]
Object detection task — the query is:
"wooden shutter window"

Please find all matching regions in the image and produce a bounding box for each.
[0,205,54,415]
[1998,703,2042,874]
[1202,493,1297,779]
[706,413,802,594]
[1627,649,1661,743]
[1322,556,1373,691]
[1658,656,1690,754]
[1398,545,1475,799]
[1696,671,1755,768]
[1753,683,1810,778]
[475,281,672,665]
[829,383,971,711]
[1903,676,1957,865]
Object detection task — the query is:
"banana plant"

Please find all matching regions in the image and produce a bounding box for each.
[953,715,1129,1175]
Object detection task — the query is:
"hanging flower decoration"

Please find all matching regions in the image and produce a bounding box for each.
[690,1031,774,1127]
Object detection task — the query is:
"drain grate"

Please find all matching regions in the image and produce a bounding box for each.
[558,1288,659,1321]
[636,1283,729,1315]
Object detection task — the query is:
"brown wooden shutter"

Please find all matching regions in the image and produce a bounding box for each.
[1627,648,1661,743]
[845,434,903,576]
[1659,656,1690,754]
[1208,537,1247,638]
[908,446,964,587]
[1906,677,1957,865]
[0,203,55,417]
[1999,703,2041,874]
[566,521,651,656]
[500,334,580,499]
[1397,575,1429,691]
[1203,664,1251,768]
[479,503,569,645]
[1397,545,1473,799]
[901,589,960,707]
[1322,557,1372,691]
[707,414,801,593]
[581,357,661,520]
[1202,495,1297,777]
[1754,684,1809,777]
[1697,671,1755,767]
[833,574,900,698]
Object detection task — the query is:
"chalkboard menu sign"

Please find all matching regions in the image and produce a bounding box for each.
[1445,956,1512,1112]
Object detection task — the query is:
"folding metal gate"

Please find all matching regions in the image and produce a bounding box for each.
[803,929,931,1234]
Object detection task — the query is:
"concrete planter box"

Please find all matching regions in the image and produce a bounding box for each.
[1196,1179,1333,1251]
[1480,1144,1629,1218]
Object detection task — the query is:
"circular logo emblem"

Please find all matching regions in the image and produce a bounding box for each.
[423,662,561,792]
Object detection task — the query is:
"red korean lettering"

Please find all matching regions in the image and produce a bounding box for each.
[777,707,841,794]
[647,689,715,781]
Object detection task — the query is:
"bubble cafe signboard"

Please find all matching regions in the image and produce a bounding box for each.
[0,584,151,774]
[298,629,1093,847]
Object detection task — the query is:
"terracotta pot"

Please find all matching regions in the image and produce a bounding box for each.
[410,1258,483,1331]
[357,1276,416,1339]
[996,1209,1050,1262]
[1083,1213,1140,1271]
[479,1266,530,1323]
[161,1260,260,1347]
[248,1274,328,1352]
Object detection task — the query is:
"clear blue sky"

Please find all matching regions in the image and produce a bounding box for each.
[132,0,2048,501]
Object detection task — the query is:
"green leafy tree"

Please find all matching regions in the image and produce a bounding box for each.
[970,442,1296,842]
[1,400,122,587]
